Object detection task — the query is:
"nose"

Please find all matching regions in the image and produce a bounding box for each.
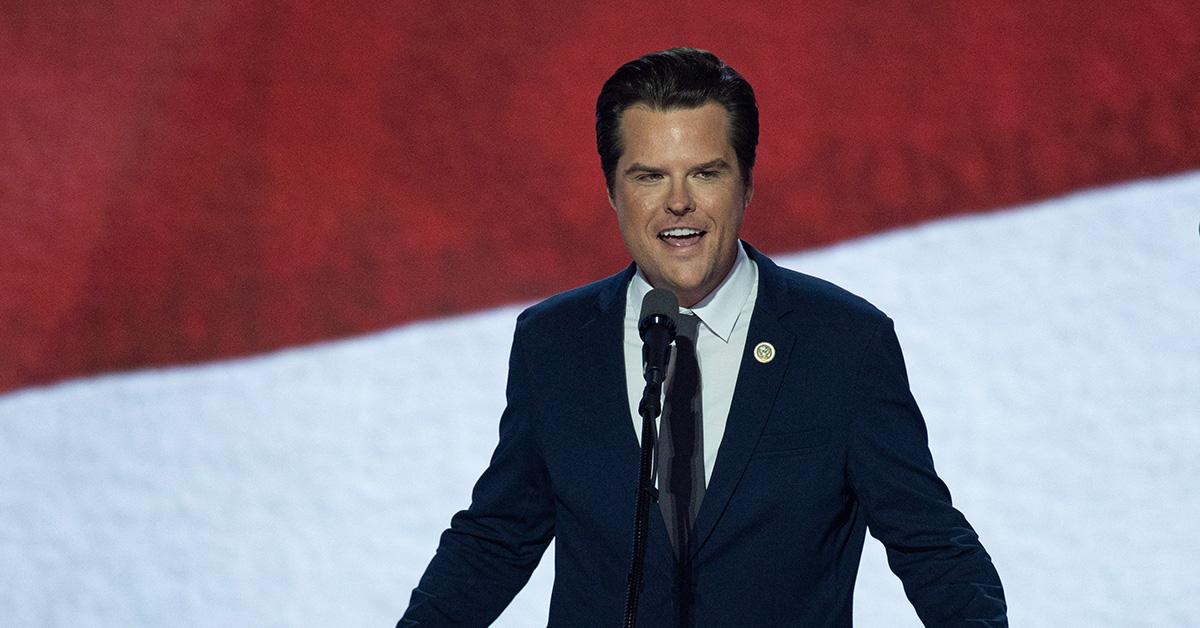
[666,178,693,216]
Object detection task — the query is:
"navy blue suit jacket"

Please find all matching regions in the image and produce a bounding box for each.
[401,244,1006,627]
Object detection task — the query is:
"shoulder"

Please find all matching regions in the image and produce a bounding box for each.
[514,265,632,336]
[749,244,889,333]
[748,244,904,381]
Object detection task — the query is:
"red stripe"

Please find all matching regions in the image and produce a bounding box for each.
[3,1,1200,392]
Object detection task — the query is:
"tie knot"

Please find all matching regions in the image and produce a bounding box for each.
[675,312,701,341]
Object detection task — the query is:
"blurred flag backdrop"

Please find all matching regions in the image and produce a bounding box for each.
[2,3,1199,627]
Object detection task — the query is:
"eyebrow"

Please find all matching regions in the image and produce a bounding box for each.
[690,159,732,173]
[622,159,733,176]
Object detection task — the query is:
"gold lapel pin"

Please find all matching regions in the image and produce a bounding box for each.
[753,341,775,364]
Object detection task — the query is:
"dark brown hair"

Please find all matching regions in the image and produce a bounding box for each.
[596,48,759,191]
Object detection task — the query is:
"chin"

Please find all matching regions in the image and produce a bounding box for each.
[664,277,709,300]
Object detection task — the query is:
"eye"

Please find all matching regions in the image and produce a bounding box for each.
[635,172,664,182]
[694,170,719,180]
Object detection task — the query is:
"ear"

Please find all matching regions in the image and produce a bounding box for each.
[607,184,617,210]
[743,183,754,207]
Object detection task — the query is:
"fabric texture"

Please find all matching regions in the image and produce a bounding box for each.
[400,243,1006,627]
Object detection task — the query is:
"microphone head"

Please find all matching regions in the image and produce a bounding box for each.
[638,288,679,340]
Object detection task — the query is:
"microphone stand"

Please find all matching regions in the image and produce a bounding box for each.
[623,367,665,628]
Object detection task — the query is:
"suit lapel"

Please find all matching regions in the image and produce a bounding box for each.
[583,265,677,566]
[690,245,797,557]
[581,264,638,452]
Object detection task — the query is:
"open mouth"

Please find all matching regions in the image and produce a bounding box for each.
[657,227,706,246]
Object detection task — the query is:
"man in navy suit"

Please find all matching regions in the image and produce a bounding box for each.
[400,48,1006,627]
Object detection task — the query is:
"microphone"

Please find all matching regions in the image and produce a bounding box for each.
[627,288,678,626]
[639,288,678,388]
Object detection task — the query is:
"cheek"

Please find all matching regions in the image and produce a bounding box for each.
[718,197,746,228]
[614,210,649,248]
[620,199,657,228]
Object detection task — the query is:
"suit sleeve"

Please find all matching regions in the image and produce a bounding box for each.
[399,316,556,627]
[846,317,1008,627]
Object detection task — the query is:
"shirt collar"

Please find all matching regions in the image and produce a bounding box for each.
[627,242,756,343]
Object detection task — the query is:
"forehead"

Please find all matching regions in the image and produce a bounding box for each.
[617,102,734,162]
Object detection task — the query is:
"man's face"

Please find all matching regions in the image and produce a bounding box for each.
[609,102,752,308]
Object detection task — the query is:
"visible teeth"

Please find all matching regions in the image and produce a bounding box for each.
[660,228,703,237]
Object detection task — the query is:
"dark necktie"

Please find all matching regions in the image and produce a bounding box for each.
[657,312,704,558]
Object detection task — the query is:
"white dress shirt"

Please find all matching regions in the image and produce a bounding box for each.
[624,243,759,485]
